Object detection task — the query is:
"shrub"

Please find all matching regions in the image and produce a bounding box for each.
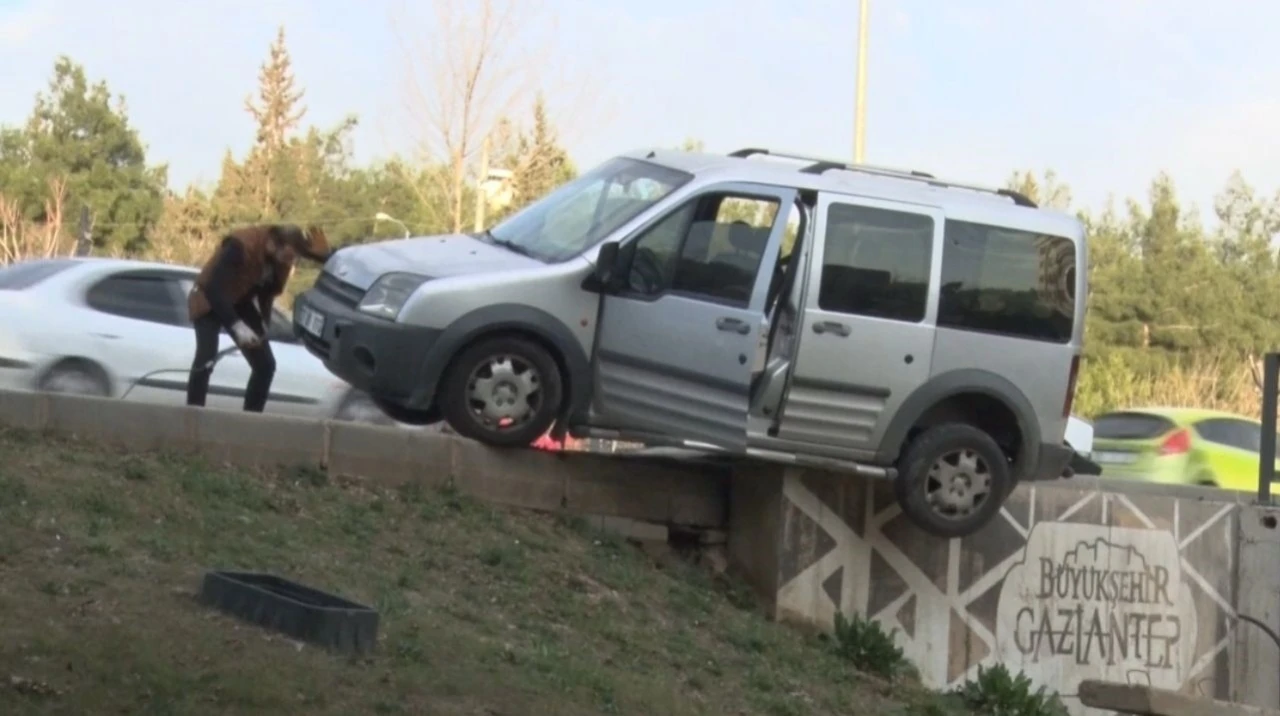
[948,663,1069,716]
[830,611,912,680]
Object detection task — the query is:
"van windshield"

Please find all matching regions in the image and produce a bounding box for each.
[485,157,693,262]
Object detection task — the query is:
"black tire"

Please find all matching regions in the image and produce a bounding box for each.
[894,423,1012,539]
[198,570,379,655]
[38,360,109,397]
[1194,473,1218,488]
[438,335,563,448]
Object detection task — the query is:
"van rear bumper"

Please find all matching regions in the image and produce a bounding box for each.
[293,288,442,409]
[1030,441,1075,481]
[1066,451,1103,477]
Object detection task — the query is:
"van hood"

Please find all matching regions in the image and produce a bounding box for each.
[323,233,542,290]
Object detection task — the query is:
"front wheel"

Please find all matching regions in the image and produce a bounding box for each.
[893,423,1012,539]
[438,336,563,448]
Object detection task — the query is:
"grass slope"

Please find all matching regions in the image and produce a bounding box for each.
[0,427,945,716]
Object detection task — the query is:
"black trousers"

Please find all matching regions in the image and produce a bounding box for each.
[185,303,277,412]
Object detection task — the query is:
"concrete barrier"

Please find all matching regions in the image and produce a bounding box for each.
[0,390,729,535]
[728,466,1280,715]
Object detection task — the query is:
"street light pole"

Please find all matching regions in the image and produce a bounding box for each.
[374,212,411,239]
[854,0,869,164]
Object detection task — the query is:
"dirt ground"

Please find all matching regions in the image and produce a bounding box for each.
[0,427,949,715]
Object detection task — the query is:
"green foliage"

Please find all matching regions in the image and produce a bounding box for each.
[830,610,912,679]
[0,56,167,254]
[486,93,578,225]
[946,664,1069,716]
[210,27,368,241]
[2,33,1279,425]
[1004,166,1280,418]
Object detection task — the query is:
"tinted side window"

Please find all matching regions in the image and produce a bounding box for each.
[626,192,780,307]
[86,275,183,326]
[1194,418,1262,453]
[819,203,933,322]
[939,220,1076,343]
[1094,412,1176,439]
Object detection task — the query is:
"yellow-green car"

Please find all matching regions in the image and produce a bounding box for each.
[1091,407,1280,492]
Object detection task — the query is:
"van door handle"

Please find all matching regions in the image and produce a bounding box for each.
[90,332,120,340]
[812,321,851,337]
[715,317,751,335]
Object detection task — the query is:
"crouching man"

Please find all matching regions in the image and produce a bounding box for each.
[185,224,331,412]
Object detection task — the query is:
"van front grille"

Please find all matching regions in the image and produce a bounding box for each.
[315,272,364,308]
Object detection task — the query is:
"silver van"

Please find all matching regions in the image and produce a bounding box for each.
[293,147,1086,538]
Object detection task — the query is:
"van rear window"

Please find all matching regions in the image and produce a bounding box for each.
[1093,412,1177,440]
[938,220,1076,343]
[0,259,75,290]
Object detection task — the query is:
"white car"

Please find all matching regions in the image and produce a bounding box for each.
[0,256,394,423]
[1065,415,1094,457]
[1064,414,1100,477]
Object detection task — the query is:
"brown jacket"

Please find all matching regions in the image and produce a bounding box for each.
[187,224,330,322]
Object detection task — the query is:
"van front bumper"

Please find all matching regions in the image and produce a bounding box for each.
[293,287,442,409]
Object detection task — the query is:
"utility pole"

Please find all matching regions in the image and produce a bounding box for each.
[854,0,869,164]
[473,136,490,233]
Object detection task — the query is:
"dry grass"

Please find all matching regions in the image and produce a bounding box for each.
[0,427,948,716]
[1075,352,1263,420]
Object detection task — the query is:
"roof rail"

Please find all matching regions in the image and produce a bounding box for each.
[727,148,935,178]
[725,147,1038,208]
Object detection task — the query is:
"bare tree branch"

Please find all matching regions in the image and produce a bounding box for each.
[388,0,608,232]
[1250,353,1266,393]
[0,177,73,264]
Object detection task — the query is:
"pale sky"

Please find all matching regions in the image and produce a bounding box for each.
[1,0,1277,227]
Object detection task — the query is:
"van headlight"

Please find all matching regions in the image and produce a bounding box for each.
[357,272,428,320]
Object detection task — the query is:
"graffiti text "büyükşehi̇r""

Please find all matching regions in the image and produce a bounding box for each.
[1011,558,1181,669]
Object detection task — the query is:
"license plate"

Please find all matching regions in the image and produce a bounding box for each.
[297,305,325,337]
[1094,450,1137,465]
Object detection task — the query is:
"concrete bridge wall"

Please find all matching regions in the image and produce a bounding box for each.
[728,466,1280,715]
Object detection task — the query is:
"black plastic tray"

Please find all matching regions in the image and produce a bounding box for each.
[198,570,379,654]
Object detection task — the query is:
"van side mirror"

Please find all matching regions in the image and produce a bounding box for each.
[585,241,622,293]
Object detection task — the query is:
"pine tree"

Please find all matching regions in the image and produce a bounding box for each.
[509,94,574,206]
[241,26,306,215]
[245,26,306,157]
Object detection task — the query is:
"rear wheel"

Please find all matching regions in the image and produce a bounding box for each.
[438,336,563,448]
[38,360,109,397]
[894,423,1012,539]
[1193,472,1218,489]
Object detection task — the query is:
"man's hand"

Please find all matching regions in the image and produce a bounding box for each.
[230,320,262,349]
